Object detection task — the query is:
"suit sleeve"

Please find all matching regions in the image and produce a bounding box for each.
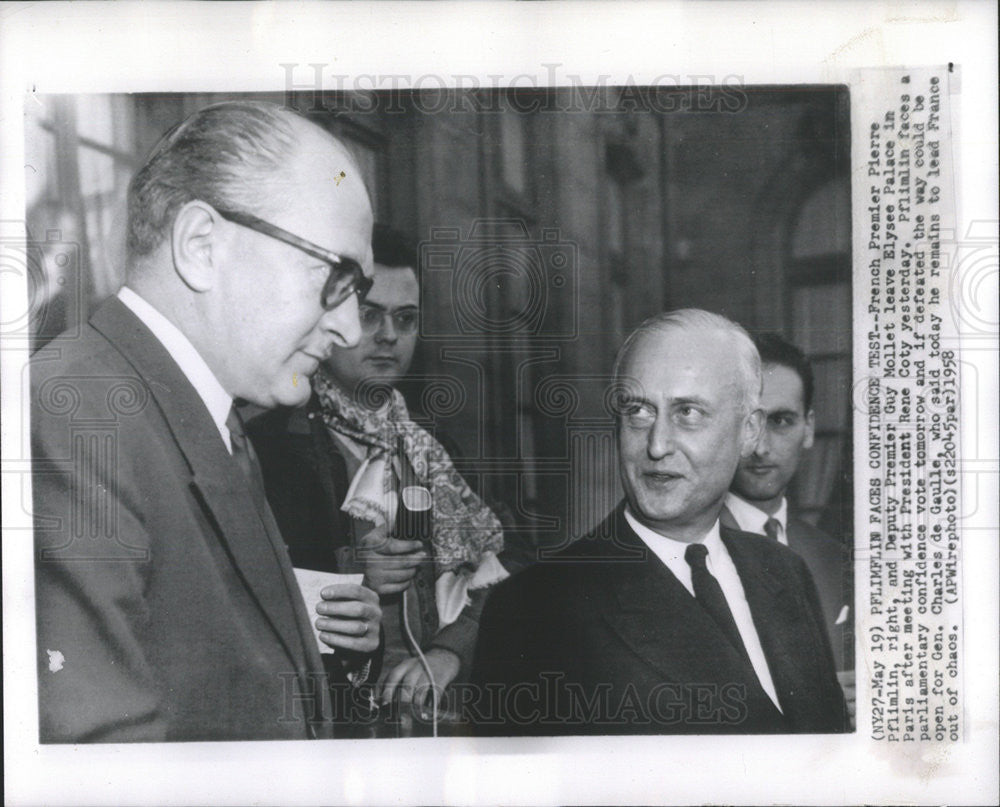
[430,585,488,681]
[468,573,549,734]
[32,399,166,743]
[792,553,849,731]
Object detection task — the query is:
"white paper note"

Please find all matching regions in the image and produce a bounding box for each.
[293,568,364,654]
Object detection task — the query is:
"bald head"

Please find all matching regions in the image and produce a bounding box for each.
[613,308,762,415]
[126,100,367,264]
[123,100,374,409]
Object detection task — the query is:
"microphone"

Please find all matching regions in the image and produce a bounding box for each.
[394,435,432,549]
[393,436,439,736]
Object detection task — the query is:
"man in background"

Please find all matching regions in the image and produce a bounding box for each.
[722,332,854,712]
[32,101,382,742]
[252,225,506,734]
[472,309,847,735]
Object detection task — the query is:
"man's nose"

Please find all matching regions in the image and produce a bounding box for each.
[374,314,398,343]
[647,415,676,459]
[753,427,773,459]
[322,292,362,349]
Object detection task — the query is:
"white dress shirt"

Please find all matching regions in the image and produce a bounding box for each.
[725,492,789,545]
[624,507,783,711]
[117,287,234,453]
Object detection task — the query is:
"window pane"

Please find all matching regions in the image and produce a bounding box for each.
[74,94,134,153]
[791,282,851,354]
[24,122,57,211]
[78,148,130,299]
[811,356,851,431]
[606,180,623,254]
[500,112,527,195]
[791,434,841,513]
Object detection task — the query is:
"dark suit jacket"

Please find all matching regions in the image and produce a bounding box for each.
[720,505,854,671]
[31,297,336,742]
[471,505,848,735]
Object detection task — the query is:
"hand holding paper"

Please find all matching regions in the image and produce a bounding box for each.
[293,569,381,655]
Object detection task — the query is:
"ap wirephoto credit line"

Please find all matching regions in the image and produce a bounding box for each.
[852,65,963,744]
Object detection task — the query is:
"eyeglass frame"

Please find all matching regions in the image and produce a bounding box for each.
[359,303,420,336]
[214,207,373,310]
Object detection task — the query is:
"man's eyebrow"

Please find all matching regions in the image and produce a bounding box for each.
[361,302,419,313]
[669,395,712,408]
[767,407,801,418]
[616,392,654,409]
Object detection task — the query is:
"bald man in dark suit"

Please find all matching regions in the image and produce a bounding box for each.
[472,310,847,735]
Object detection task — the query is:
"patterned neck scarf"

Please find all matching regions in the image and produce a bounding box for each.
[313,372,504,576]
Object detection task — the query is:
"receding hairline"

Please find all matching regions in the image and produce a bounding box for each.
[259,120,367,210]
[289,117,362,170]
[612,309,762,413]
[125,100,372,262]
[617,322,743,373]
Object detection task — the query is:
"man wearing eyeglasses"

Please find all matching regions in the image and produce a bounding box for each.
[31,101,382,742]
[250,225,508,736]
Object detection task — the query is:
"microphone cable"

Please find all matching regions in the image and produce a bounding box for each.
[394,437,438,736]
[401,586,438,737]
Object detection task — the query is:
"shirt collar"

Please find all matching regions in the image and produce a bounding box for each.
[117,286,233,450]
[725,492,787,534]
[623,506,723,559]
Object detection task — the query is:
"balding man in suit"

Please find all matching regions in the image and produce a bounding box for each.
[472,309,847,735]
[32,101,382,742]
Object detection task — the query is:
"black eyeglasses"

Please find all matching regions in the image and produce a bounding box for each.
[360,304,420,335]
[215,208,373,310]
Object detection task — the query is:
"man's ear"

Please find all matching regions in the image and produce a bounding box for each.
[171,201,219,292]
[803,408,816,450]
[741,407,764,458]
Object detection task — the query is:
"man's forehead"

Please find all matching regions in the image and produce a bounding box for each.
[626,327,734,374]
[366,264,419,307]
[270,130,373,261]
[620,328,743,402]
[762,363,806,411]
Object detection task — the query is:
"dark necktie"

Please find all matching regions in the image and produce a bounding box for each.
[763,517,781,541]
[227,405,337,735]
[685,543,751,662]
[226,405,271,507]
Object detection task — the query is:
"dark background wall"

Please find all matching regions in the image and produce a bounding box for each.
[23,86,852,559]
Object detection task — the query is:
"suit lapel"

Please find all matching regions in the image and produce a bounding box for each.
[598,509,765,692]
[721,526,811,722]
[718,505,740,533]
[90,298,315,676]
